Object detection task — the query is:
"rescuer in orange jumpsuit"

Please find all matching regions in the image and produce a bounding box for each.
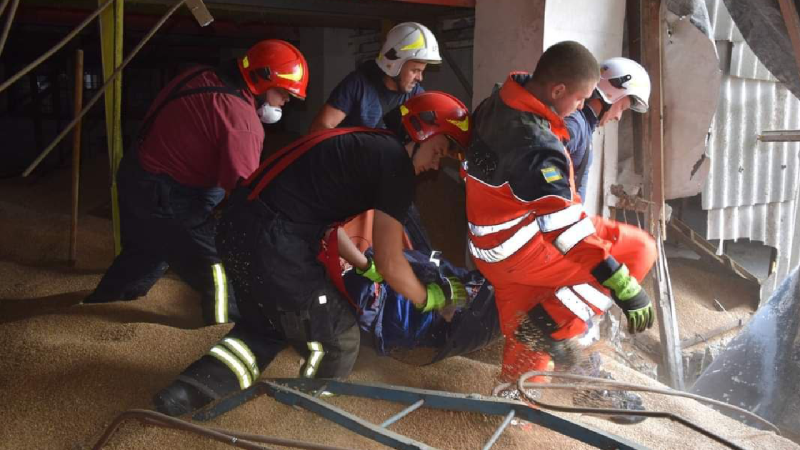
[464,41,657,384]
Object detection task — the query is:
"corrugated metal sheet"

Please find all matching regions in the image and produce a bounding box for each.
[704,77,800,210]
[730,42,777,82]
[706,0,742,41]
[702,0,800,296]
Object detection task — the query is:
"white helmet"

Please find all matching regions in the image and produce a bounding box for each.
[596,57,651,113]
[376,22,441,78]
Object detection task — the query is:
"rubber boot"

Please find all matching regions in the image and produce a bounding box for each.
[153,380,216,417]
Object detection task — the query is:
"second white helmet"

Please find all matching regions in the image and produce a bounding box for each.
[376,22,442,78]
[597,57,651,113]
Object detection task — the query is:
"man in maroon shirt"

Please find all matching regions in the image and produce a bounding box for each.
[83,40,309,326]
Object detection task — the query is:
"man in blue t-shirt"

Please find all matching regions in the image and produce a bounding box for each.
[309,22,444,254]
[309,22,441,131]
[565,57,651,200]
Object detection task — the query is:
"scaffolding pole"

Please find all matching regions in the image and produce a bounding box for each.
[98,0,125,255]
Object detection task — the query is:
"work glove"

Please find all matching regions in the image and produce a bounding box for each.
[601,264,654,334]
[355,256,383,283]
[418,277,468,313]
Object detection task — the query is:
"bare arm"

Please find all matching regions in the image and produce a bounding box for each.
[372,210,427,307]
[309,104,348,132]
[337,227,368,270]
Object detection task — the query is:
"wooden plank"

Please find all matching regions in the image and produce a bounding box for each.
[667,218,761,284]
[642,0,665,240]
[654,223,685,390]
[758,129,800,142]
[626,0,645,176]
[778,0,800,77]
[639,0,683,391]
[633,315,749,355]
[681,316,749,349]
[375,0,475,6]
[69,49,84,266]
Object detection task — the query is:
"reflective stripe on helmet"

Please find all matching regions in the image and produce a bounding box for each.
[276,64,304,82]
[400,32,425,51]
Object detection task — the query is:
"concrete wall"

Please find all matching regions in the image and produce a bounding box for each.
[543,0,627,217]
[472,0,546,108]
[472,0,627,217]
[422,46,473,108]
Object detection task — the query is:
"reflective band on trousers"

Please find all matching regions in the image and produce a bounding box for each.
[303,342,325,378]
[209,346,253,390]
[221,337,260,381]
[469,219,540,263]
[537,204,583,232]
[572,284,613,311]
[554,287,594,322]
[211,263,228,324]
[554,217,596,254]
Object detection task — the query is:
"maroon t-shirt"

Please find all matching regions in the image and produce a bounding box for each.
[138,67,264,191]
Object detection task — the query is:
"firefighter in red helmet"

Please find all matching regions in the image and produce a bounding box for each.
[83,40,309,327]
[153,92,472,416]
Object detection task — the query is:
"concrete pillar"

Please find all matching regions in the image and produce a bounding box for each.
[288,26,325,134]
[544,0,626,217]
[472,0,545,108]
[287,27,355,134]
[322,28,356,99]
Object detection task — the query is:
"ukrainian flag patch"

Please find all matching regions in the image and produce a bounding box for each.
[541,167,563,183]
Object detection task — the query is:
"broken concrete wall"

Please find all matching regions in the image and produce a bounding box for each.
[542,0,626,216]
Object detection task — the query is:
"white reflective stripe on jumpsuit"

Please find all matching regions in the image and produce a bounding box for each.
[467,205,587,264]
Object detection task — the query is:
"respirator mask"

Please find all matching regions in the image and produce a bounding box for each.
[257,103,282,124]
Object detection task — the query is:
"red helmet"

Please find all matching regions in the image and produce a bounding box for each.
[238,40,308,99]
[400,92,471,150]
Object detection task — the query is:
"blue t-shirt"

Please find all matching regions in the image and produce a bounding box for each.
[327,60,425,128]
[564,104,599,200]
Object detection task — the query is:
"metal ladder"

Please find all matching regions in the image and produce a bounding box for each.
[192,378,648,450]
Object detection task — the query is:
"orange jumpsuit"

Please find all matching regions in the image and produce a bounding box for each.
[465,73,656,381]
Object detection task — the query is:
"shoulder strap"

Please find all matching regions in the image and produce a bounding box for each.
[243,127,393,200]
[136,66,211,144]
[136,67,247,146]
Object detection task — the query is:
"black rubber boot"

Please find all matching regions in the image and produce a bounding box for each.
[153,380,216,417]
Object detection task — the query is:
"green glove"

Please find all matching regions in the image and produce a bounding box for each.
[356,257,383,283]
[602,264,654,334]
[419,277,468,313]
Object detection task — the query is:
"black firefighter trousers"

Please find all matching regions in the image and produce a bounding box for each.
[84,153,237,325]
[171,188,360,400]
